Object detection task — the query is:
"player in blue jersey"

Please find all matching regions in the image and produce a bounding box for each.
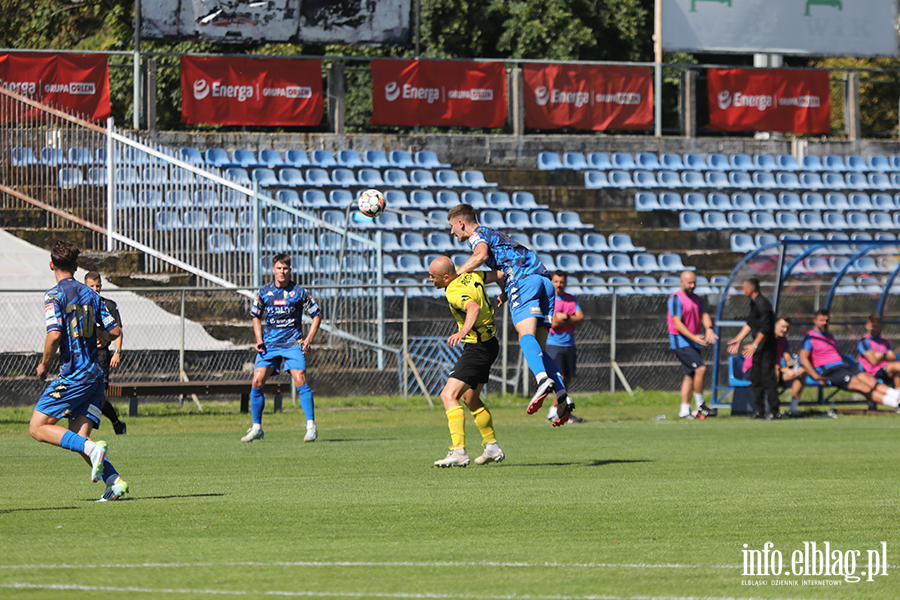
[448,203,573,426]
[242,253,322,443]
[29,241,128,501]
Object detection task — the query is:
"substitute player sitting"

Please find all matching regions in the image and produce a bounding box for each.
[242,253,322,443]
[428,257,505,467]
[29,241,128,501]
[857,314,900,389]
[448,203,573,426]
[799,310,900,409]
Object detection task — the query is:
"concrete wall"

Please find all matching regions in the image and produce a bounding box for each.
[155,131,900,170]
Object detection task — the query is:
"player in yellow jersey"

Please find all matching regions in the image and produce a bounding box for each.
[428,256,505,467]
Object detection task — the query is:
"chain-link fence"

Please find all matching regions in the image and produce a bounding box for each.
[0,281,727,407]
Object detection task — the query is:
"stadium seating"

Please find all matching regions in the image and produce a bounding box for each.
[563,152,589,170]
[285,149,311,167]
[588,153,614,169]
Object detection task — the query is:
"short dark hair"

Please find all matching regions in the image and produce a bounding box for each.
[743,277,760,293]
[776,316,791,325]
[272,253,291,268]
[84,271,102,283]
[51,240,79,273]
[815,309,830,318]
[552,270,568,280]
[447,203,477,223]
[868,314,882,325]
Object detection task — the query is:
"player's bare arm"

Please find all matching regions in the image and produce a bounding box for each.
[799,349,823,383]
[252,316,265,352]
[726,323,752,354]
[36,330,62,381]
[672,315,705,346]
[96,324,121,344]
[301,314,322,354]
[447,301,481,347]
[456,243,489,276]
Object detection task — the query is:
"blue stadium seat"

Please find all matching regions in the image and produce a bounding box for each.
[727,211,752,228]
[775,154,800,171]
[363,150,390,168]
[168,190,194,208]
[751,211,776,229]
[684,153,707,170]
[462,170,496,188]
[414,150,450,169]
[557,211,591,229]
[234,233,254,252]
[845,173,869,189]
[845,155,868,172]
[330,189,354,208]
[707,192,732,210]
[400,232,428,251]
[263,232,289,252]
[231,149,258,167]
[194,190,219,208]
[801,192,826,209]
[703,211,728,229]
[266,209,295,229]
[410,169,437,187]
[823,172,847,190]
[729,172,752,189]
[872,212,893,229]
[633,253,662,272]
[730,153,754,171]
[587,152,613,170]
[656,170,682,187]
[681,171,704,187]
[754,233,778,249]
[486,191,513,209]
[868,155,892,171]
[436,190,460,208]
[609,170,634,188]
[285,149,311,167]
[400,210,429,230]
[156,211,182,230]
[67,147,94,166]
[538,253,558,271]
[562,152,589,170]
[208,233,236,253]
[800,211,828,229]
[705,171,728,188]
[315,256,341,273]
[57,168,83,187]
[436,169,464,187]
[752,171,777,189]
[778,192,803,210]
[531,233,559,251]
[512,191,546,210]
[635,192,660,211]
[556,253,583,273]
[799,172,824,189]
[384,169,411,187]
[337,150,365,168]
[661,253,694,272]
[375,211,403,229]
[538,152,564,170]
[680,192,706,210]
[252,168,278,187]
[825,192,850,210]
[304,168,329,187]
[557,232,585,251]
[461,190,487,208]
[801,155,824,171]
[41,148,67,166]
[301,189,328,209]
[633,170,658,187]
[582,276,611,295]
[138,190,164,208]
[389,150,416,169]
[584,171,610,188]
[183,211,210,230]
[706,153,730,171]
[12,147,38,166]
[730,233,756,253]
[659,153,685,170]
[868,173,891,190]
[633,275,664,295]
[530,210,557,229]
[612,152,637,169]
[427,232,455,251]
[427,209,449,224]
[581,253,609,272]
[679,211,704,230]
[608,233,644,252]
[331,168,358,186]
[871,193,895,210]
[480,210,506,229]
[848,193,873,210]
[608,276,637,295]
[753,154,777,171]
[608,253,635,272]
[822,155,846,172]
[357,168,385,187]
[636,152,662,170]
[583,233,611,252]
[311,150,338,167]
[754,192,779,210]
[776,172,801,189]
[846,212,871,229]
[409,190,437,209]
[224,167,251,185]
[274,189,299,208]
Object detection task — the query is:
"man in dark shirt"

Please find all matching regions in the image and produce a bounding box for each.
[726,278,779,419]
[84,272,126,435]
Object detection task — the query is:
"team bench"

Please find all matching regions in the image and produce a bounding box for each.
[107,380,292,417]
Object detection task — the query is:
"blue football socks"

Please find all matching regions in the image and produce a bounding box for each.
[60,430,87,454]
[519,334,547,379]
[298,384,315,422]
[541,352,567,398]
[250,387,265,425]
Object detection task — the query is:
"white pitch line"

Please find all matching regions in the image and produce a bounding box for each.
[0,582,823,600]
[0,560,740,571]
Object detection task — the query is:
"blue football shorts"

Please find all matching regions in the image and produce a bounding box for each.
[34,376,105,426]
[255,344,307,374]
[507,274,553,327]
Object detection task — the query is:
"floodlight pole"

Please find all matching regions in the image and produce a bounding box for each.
[134,0,142,130]
[772,243,787,316]
[653,0,663,137]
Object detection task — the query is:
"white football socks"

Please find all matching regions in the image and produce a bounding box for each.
[694,393,704,409]
[881,388,900,408]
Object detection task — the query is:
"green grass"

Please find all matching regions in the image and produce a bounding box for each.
[1,393,899,600]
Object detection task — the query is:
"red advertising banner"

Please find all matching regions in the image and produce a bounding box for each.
[371,59,507,128]
[0,53,110,121]
[181,56,323,126]
[523,64,652,131]
[707,68,831,134]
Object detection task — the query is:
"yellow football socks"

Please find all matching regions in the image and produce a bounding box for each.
[471,406,496,446]
[446,405,466,450]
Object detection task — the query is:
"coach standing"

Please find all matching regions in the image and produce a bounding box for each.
[667,271,717,418]
[726,278,779,419]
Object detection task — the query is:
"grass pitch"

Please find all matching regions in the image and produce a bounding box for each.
[1,393,899,600]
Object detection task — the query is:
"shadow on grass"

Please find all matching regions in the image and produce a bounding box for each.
[0,506,79,514]
[504,459,654,468]
[319,437,399,443]
[123,493,226,501]
[0,418,30,425]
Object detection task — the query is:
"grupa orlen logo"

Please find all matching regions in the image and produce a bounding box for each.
[385,81,400,102]
[534,86,550,107]
[193,79,210,101]
[718,90,733,110]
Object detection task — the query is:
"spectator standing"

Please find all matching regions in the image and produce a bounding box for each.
[667,271,717,418]
[545,271,585,424]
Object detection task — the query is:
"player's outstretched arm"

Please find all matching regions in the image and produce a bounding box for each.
[456,244,489,276]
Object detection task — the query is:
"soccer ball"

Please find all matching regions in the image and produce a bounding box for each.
[357,188,386,218]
